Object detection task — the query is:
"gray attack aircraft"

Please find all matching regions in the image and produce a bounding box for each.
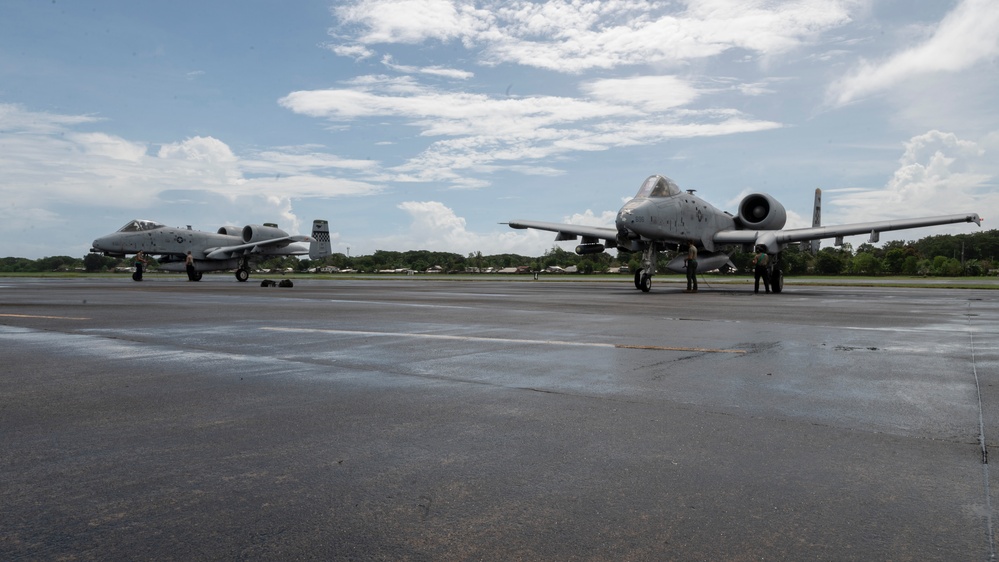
[509,174,982,293]
[91,219,333,282]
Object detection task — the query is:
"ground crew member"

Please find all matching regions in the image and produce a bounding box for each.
[133,250,148,281]
[752,246,770,294]
[685,241,698,293]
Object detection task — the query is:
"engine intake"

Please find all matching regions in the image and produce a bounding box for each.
[242,224,289,243]
[736,193,787,231]
[217,226,241,236]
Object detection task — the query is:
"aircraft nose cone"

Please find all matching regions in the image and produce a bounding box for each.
[616,199,646,230]
[615,207,634,230]
[91,235,117,253]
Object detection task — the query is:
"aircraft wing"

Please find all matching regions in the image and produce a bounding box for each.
[205,235,311,260]
[713,213,982,253]
[507,220,618,243]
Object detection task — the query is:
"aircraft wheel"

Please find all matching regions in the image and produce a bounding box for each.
[132,272,142,281]
[639,273,652,293]
[771,269,784,294]
[193,271,203,281]
[235,268,250,282]
[634,269,644,290]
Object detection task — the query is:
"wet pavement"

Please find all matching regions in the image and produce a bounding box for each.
[1,276,997,560]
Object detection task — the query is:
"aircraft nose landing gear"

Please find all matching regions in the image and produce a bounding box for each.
[633,243,660,292]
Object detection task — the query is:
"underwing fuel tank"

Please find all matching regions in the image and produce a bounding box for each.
[666,251,735,273]
[574,243,606,255]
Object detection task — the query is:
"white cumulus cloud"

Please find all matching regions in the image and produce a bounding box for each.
[330,0,857,73]
[0,105,384,250]
[364,200,551,255]
[827,130,996,227]
[828,0,999,106]
[280,75,780,188]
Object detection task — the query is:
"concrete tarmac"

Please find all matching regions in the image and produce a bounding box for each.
[1,276,997,560]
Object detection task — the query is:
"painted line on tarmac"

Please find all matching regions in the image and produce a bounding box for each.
[614,343,745,353]
[262,327,745,354]
[0,313,90,320]
[325,299,479,310]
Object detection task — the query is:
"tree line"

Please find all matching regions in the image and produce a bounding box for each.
[4,229,998,276]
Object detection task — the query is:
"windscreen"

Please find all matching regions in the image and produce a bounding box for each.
[635,175,681,198]
[116,219,165,232]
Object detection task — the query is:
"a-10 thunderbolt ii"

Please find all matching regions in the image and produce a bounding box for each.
[509,174,982,293]
[91,219,332,282]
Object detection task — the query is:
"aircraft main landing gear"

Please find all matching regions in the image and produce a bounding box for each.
[770,267,783,293]
[634,269,652,292]
[235,256,251,282]
[768,252,784,294]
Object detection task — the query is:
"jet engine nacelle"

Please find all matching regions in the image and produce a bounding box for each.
[575,243,606,255]
[217,226,241,236]
[242,224,289,243]
[736,193,787,231]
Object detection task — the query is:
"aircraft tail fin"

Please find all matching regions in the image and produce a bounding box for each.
[309,220,332,259]
[810,188,822,254]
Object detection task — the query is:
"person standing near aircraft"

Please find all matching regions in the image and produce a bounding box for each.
[133,250,148,281]
[752,246,770,294]
[185,251,196,281]
[685,241,698,293]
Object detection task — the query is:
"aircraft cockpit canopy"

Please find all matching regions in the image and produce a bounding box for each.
[116,219,166,233]
[635,175,681,198]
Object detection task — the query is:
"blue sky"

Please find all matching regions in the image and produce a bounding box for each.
[1,0,997,259]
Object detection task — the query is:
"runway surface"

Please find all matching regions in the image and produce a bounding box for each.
[2,276,997,560]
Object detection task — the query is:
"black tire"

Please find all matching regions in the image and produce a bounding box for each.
[771,269,784,294]
[235,269,250,282]
[193,271,202,281]
[634,269,643,289]
[639,274,652,293]
[132,271,142,281]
